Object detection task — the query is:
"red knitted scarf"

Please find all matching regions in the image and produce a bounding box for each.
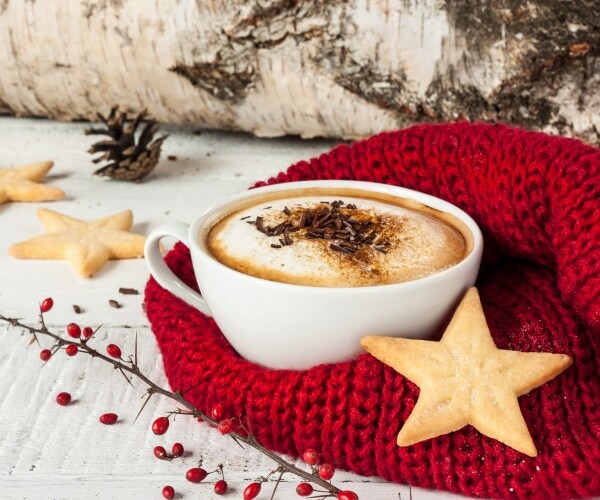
[145,123,600,499]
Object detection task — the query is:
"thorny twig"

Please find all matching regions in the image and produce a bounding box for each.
[0,313,343,497]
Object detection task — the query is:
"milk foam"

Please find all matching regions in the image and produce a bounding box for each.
[208,195,467,287]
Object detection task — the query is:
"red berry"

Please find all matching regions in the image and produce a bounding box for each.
[162,485,175,499]
[217,418,235,435]
[66,322,81,338]
[56,392,71,406]
[214,479,228,495]
[243,482,262,500]
[82,326,94,339]
[302,448,319,466]
[40,297,53,313]
[99,413,118,425]
[171,442,184,457]
[337,491,359,500]
[152,417,170,435]
[106,344,121,358]
[244,483,261,500]
[211,403,224,421]
[186,467,207,483]
[296,482,313,496]
[40,349,52,361]
[154,445,167,459]
[319,463,335,480]
[65,344,78,356]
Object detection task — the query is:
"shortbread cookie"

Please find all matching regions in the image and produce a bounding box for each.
[9,208,145,277]
[361,288,572,457]
[0,161,64,204]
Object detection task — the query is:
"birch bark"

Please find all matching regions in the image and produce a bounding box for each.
[0,0,597,143]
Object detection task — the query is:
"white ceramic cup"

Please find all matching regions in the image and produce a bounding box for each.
[145,180,483,370]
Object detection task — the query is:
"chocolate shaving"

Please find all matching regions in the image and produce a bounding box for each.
[305,210,314,227]
[109,299,122,309]
[297,211,307,228]
[317,211,332,225]
[330,243,356,254]
[240,215,250,220]
[256,216,265,233]
[249,199,392,255]
[271,222,286,236]
[119,287,139,295]
[72,304,82,314]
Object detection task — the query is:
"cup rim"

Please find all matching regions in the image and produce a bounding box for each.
[190,180,483,293]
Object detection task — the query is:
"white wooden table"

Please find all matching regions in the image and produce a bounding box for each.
[0,118,461,500]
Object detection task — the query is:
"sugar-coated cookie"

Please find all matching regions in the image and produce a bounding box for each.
[9,208,145,277]
[361,288,572,457]
[0,161,64,204]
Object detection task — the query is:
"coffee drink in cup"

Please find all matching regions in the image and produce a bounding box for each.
[146,180,483,368]
[207,188,472,287]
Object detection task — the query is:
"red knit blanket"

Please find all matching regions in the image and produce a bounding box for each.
[145,123,600,499]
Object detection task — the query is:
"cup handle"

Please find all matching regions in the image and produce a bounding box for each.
[144,221,211,315]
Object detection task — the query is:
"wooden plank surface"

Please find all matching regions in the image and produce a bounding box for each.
[0,118,462,500]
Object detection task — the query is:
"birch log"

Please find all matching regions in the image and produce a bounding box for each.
[0,0,597,143]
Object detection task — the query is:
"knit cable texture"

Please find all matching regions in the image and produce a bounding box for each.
[145,123,600,499]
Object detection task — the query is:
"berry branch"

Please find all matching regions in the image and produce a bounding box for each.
[0,304,358,500]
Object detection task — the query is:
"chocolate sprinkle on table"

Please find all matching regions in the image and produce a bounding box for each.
[109,299,122,309]
[119,287,139,295]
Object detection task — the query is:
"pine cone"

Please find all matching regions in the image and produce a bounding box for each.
[85,106,168,182]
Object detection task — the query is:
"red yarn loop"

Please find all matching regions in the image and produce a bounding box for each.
[146,123,599,499]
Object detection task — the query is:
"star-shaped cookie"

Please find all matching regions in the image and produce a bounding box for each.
[0,161,64,204]
[361,287,572,457]
[9,208,146,277]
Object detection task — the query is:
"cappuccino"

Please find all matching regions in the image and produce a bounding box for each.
[206,188,471,287]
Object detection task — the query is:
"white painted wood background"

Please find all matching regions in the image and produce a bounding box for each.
[0,118,463,500]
